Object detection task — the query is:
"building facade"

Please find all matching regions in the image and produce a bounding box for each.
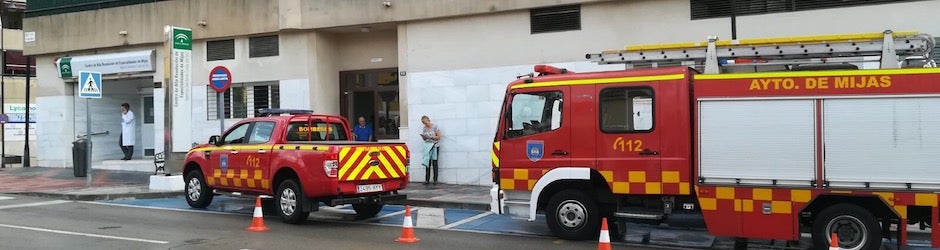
[1,0,34,167]
[23,0,940,185]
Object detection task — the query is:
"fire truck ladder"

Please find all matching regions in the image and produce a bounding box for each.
[586,30,936,74]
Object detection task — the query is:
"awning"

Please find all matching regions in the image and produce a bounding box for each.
[56,50,155,78]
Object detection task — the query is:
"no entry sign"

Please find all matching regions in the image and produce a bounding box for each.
[209,66,232,93]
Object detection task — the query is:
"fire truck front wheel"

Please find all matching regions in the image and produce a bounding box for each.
[546,189,600,240]
[276,179,310,224]
[184,170,213,208]
[812,204,881,250]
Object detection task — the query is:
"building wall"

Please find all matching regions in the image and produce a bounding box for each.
[27,0,940,184]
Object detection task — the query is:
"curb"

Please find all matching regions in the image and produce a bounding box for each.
[10,191,183,201]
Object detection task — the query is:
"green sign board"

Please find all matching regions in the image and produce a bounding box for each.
[172,27,192,51]
[58,57,73,78]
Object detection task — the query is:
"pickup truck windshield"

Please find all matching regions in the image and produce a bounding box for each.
[285,121,348,141]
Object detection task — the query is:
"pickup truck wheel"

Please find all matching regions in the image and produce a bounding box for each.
[276,179,310,224]
[185,170,213,208]
[546,189,600,240]
[812,204,881,250]
[352,204,383,219]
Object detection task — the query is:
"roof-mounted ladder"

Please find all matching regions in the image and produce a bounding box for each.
[586,30,936,74]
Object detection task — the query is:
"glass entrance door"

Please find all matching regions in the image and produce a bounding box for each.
[339,68,400,140]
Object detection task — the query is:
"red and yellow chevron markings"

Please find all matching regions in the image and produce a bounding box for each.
[338,146,408,181]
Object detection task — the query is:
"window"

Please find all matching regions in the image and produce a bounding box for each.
[285,122,349,141]
[247,121,276,144]
[600,88,654,133]
[206,39,235,61]
[690,0,922,19]
[530,4,581,34]
[207,82,280,120]
[249,35,279,58]
[222,123,251,144]
[505,91,563,138]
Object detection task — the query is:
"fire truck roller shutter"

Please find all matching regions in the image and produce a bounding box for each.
[698,99,817,186]
[823,97,940,189]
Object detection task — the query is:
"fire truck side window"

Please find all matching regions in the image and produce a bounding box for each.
[506,91,563,138]
[600,87,654,133]
[222,123,251,144]
[247,121,276,144]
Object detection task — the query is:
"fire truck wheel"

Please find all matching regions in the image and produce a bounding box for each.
[546,189,600,240]
[352,204,383,219]
[812,204,881,250]
[276,179,310,224]
[185,170,213,208]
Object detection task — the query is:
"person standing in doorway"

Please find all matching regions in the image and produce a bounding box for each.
[352,116,373,142]
[420,115,442,185]
[119,103,135,160]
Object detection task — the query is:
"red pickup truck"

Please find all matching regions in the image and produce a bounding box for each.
[183,110,410,223]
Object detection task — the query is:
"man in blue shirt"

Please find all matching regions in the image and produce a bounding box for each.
[352,116,373,142]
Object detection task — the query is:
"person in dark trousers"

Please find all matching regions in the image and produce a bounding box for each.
[352,116,373,142]
[119,103,135,160]
[420,115,442,185]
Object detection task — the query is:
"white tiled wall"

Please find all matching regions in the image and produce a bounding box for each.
[36,96,74,167]
[406,62,622,185]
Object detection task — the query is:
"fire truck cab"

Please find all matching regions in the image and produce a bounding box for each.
[491,30,940,249]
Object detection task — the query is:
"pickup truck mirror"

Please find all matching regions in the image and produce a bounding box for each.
[208,135,221,146]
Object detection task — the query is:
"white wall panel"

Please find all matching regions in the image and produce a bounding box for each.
[824,98,940,187]
[699,100,816,185]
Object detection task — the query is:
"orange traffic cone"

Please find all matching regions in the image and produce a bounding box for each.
[598,217,611,250]
[828,233,841,250]
[396,205,420,243]
[246,196,269,232]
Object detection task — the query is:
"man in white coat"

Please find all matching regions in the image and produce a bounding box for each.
[120,103,135,160]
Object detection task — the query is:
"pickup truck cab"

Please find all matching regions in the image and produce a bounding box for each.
[183,109,410,223]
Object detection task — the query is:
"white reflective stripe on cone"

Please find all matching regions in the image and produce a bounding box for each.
[403,215,414,228]
[254,207,263,217]
[599,230,610,243]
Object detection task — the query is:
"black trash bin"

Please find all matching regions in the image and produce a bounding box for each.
[72,139,88,177]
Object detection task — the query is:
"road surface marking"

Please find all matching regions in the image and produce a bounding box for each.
[441,211,493,229]
[0,223,169,244]
[362,207,415,222]
[415,207,445,228]
[0,196,13,201]
[81,201,247,216]
[0,200,70,210]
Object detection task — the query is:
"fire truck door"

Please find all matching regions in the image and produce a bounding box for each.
[499,87,571,190]
[244,121,276,191]
[214,122,252,189]
[595,85,662,195]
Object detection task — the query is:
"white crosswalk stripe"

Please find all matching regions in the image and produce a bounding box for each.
[0,196,14,201]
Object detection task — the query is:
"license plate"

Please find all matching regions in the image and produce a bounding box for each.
[356,184,383,193]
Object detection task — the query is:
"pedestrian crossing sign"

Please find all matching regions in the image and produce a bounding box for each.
[78,71,102,99]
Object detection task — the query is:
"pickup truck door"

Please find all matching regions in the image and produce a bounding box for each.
[243,121,276,192]
[211,122,251,189]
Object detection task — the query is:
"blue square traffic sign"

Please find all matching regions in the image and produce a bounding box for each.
[78,71,102,99]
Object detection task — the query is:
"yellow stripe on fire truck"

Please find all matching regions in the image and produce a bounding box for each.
[491,142,500,168]
[208,169,270,190]
[695,186,940,219]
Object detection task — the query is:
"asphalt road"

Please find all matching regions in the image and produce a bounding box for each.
[0,194,666,250]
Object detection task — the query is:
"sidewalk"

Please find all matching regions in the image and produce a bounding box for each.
[0,166,491,211]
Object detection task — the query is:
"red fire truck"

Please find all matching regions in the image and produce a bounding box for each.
[490,30,940,249]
